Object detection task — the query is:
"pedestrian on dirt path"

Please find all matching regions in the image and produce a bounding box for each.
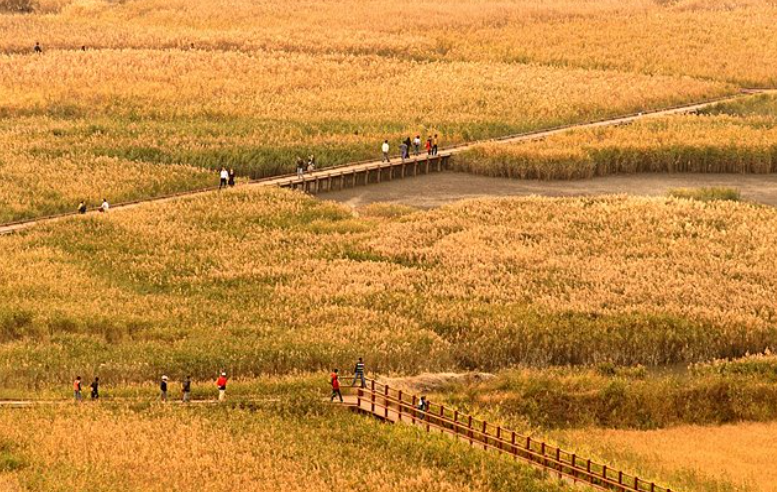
[219,168,229,189]
[182,375,192,403]
[307,154,316,172]
[228,169,236,187]
[432,134,439,156]
[425,136,432,156]
[417,395,429,420]
[33,41,42,54]
[400,141,408,162]
[160,375,168,402]
[351,358,366,388]
[381,140,390,163]
[73,376,82,402]
[413,135,421,156]
[100,198,109,213]
[90,377,100,400]
[216,372,228,402]
[330,368,343,402]
[77,201,87,214]
[296,157,305,177]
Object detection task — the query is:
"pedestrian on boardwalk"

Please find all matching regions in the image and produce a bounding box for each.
[33,41,42,54]
[351,357,366,388]
[330,368,343,402]
[425,136,432,156]
[381,140,390,163]
[100,198,110,213]
[73,376,82,402]
[307,154,316,172]
[90,377,100,400]
[219,168,229,189]
[417,395,429,420]
[160,375,168,402]
[228,168,236,187]
[432,134,439,156]
[413,135,421,156]
[182,375,192,403]
[400,141,408,162]
[296,157,305,177]
[216,372,228,402]
[403,137,412,157]
[77,201,87,214]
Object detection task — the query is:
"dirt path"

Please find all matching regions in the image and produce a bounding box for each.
[1,90,769,236]
[325,172,777,209]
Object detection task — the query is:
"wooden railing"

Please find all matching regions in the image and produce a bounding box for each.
[350,378,672,492]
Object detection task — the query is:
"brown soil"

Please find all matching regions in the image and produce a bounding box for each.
[324,172,777,209]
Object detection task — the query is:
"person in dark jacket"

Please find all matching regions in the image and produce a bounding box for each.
[90,377,100,400]
[182,375,192,403]
[228,169,236,187]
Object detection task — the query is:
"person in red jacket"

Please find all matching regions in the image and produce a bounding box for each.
[330,368,343,403]
[216,372,228,402]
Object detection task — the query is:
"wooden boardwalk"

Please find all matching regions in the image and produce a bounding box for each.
[342,379,674,492]
[0,89,770,236]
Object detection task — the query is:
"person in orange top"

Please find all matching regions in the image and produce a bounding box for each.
[216,372,228,402]
[73,376,82,402]
[330,368,343,403]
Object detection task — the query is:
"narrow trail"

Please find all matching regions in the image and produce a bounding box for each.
[0,89,770,236]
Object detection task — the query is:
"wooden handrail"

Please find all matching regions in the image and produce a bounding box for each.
[349,378,673,492]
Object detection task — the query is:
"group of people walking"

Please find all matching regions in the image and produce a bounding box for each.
[384,134,440,163]
[329,357,367,402]
[73,372,228,403]
[328,358,432,418]
[296,155,316,177]
[76,198,110,215]
[219,168,236,189]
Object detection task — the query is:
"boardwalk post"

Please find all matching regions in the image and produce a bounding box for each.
[371,380,376,414]
[384,385,389,419]
[468,416,473,445]
[618,471,623,486]
[398,390,403,421]
[603,464,608,485]
[496,427,502,451]
[439,405,445,429]
[571,454,577,481]
[453,410,459,435]
[411,395,417,425]
[555,448,561,478]
[511,431,516,456]
[482,421,488,450]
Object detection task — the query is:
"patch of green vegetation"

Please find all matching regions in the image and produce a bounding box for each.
[668,187,741,202]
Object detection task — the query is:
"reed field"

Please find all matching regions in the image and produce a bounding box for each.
[555,422,777,492]
[0,188,775,388]
[455,94,777,180]
[7,0,774,221]
[1,0,775,86]
[0,401,568,492]
[0,48,728,221]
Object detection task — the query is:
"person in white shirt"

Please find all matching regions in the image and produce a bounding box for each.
[381,140,390,163]
[413,135,421,156]
[219,168,229,189]
[100,198,109,213]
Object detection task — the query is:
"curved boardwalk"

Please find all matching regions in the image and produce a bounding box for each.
[1,90,769,236]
